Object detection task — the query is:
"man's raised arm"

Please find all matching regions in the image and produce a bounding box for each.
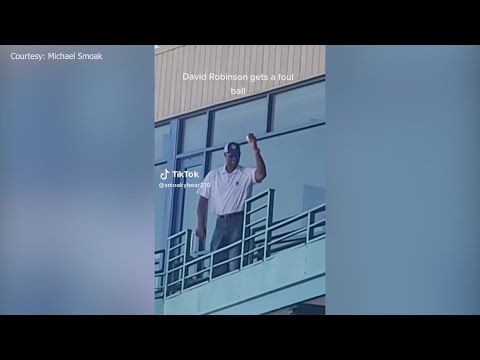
[247,133,267,183]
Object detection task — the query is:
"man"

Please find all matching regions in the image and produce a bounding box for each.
[196,133,267,277]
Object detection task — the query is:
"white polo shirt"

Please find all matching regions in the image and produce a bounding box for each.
[197,165,259,216]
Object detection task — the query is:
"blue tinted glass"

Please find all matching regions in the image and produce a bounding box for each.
[155,124,171,163]
[212,98,267,146]
[181,163,204,233]
[272,81,325,131]
[255,126,325,222]
[181,114,208,153]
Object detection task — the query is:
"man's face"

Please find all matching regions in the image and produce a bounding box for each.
[225,151,240,167]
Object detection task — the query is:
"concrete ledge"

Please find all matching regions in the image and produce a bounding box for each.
[155,299,164,315]
[163,238,325,315]
[211,275,325,315]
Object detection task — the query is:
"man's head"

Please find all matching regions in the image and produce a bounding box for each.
[224,142,241,169]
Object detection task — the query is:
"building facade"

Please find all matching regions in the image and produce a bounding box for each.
[155,45,326,315]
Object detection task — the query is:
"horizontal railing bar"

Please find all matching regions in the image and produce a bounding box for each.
[247,203,267,215]
[183,239,243,267]
[269,214,308,231]
[168,254,184,263]
[308,234,326,243]
[167,267,183,275]
[243,247,264,257]
[215,240,241,252]
[166,279,182,287]
[211,239,242,255]
[269,205,326,231]
[246,217,267,228]
[184,252,212,264]
[270,237,305,245]
[269,241,306,254]
[269,235,307,243]
[184,267,210,279]
[310,219,326,227]
[212,255,242,269]
[310,205,326,214]
[250,225,266,234]
[269,227,307,245]
[270,228,305,241]
[310,203,326,212]
[245,189,271,203]
[167,230,189,240]
[246,216,296,235]
[244,230,266,242]
[250,231,307,244]
[168,242,185,252]
[184,257,211,268]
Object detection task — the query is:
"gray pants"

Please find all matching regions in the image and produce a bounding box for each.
[210,211,244,277]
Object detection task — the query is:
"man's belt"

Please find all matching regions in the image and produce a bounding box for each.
[217,211,244,219]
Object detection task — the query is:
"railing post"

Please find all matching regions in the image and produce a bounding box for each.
[182,229,192,291]
[159,249,165,297]
[267,189,275,227]
[263,189,275,260]
[164,237,172,298]
[240,196,251,269]
[307,211,312,243]
[209,253,213,281]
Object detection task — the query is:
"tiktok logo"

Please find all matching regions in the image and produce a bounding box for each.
[160,168,170,180]
[159,169,199,180]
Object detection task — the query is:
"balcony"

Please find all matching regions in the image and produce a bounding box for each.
[155,189,326,315]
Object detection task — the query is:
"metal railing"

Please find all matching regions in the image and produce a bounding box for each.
[157,189,326,299]
[155,249,166,299]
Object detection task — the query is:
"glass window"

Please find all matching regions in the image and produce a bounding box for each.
[180,114,208,153]
[155,163,171,250]
[212,97,268,146]
[272,81,325,131]
[206,125,325,245]
[252,126,326,223]
[155,124,171,163]
[180,163,204,234]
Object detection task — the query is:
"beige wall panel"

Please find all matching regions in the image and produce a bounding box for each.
[155,45,325,122]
